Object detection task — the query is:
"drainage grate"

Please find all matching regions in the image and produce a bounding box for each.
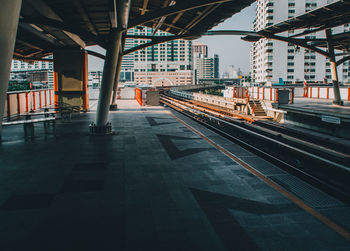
[270,175,343,208]
[243,158,285,176]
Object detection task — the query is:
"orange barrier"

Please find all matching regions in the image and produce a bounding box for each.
[49,89,52,105]
[327,87,329,99]
[25,92,29,112]
[263,87,265,99]
[44,91,47,107]
[252,104,256,114]
[135,88,143,106]
[4,89,54,119]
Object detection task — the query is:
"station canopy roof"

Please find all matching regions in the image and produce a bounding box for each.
[312,31,350,51]
[15,0,255,60]
[241,0,350,53]
[260,0,350,35]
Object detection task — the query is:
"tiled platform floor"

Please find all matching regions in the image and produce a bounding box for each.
[0,100,350,250]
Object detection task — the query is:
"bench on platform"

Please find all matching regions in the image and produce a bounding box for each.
[48,102,81,121]
[2,115,56,137]
[24,111,56,119]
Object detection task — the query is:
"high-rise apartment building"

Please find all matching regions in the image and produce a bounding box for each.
[193,42,208,58]
[251,0,350,84]
[11,56,54,86]
[120,32,135,82]
[192,41,219,82]
[194,54,220,80]
[126,27,193,86]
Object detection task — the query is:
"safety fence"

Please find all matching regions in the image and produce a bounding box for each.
[247,87,294,104]
[4,89,54,119]
[298,86,350,101]
[225,86,350,103]
[224,87,295,104]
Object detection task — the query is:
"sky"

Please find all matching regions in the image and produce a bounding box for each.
[87,3,256,75]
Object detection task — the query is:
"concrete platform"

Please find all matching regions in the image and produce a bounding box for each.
[0,100,350,250]
[281,98,350,118]
[279,98,350,139]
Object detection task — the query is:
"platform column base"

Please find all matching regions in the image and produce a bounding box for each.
[332,100,344,106]
[89,122,114,135]
[109,104,118,111]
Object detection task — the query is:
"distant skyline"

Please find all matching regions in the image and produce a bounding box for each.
[87,3,256,75]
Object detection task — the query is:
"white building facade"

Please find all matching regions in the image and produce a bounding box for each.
[251,0,350,84]
[195,55,219,79]
[192,42,219,83]
[125,27,193,86]
[11,57,54,86]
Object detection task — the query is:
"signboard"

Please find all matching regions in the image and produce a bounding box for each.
[321,115,341,124]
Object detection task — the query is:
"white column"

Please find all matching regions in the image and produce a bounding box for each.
[95,0,131,127]
[0,0,22,138]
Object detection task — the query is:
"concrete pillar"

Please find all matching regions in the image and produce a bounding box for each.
[110,52,124,110]
[326,29,343,106]
[95,29,122,126]
[330,60,342,105]
[53,49,89,111]
[0,0,22,138]
[94,0,131,129]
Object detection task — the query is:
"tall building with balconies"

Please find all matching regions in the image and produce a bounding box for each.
[11,56,54,87]
[128,26,193,86]
[251,0,350,84]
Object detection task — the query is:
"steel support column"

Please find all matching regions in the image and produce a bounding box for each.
[95,28,122,127]
[110,52,124,110]
[326,29,343,106]
[92,0,131,133]
[0,0,22,138]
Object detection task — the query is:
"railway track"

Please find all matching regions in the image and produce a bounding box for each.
[160,92,350,205]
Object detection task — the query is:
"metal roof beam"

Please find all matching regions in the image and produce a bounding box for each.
[73,0,98,35]
[204,30,259,36]
[24,0,86,48]
[13,56,53,62]
[259,32,330,58]
[140,0,149,15]
[165,12,184,32]
[128,0,233,28]
[19,23,62,47]
[123,34,192,55]
[180,3,222,35]
[86,49,106,60]
[20,16,107,48]
[152,0,176,35]
[336,55,350,66]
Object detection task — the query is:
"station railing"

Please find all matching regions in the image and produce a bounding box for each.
[4,89,54,119]
[300,86,350,101]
